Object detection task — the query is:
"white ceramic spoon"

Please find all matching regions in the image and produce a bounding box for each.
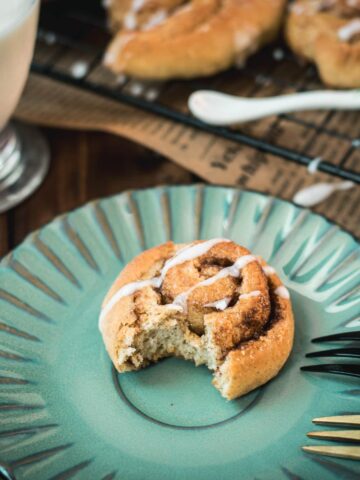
[188,89,360,125]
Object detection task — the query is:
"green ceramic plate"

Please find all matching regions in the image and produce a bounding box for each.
[0,185,359,480]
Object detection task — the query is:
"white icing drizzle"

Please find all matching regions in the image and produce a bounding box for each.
[99,238,229,327]
[307,156,322,174]
[170,255,257,312]
[142,10,167,30]
[159,238,229,282]
[43,32,57,46]
[229,255,258,273]
[132,0,145,12]
[233,30,257,69]
[289,0,339,15]
[338,19,360,42]
[99,239,284,329]
[104,50,116,65]
[70,61,89,79]
[164,304,184,311]
[273,48,285,61]
[240,290,261,300]
[145,87,160,101]
[192,289,261,311]
[124,12,137,30]
[352,138,360,148]
[262,265,276,276]
[234,31,253,53]
[293,181,354,207]
[205,297,232,311]
[104,34,134,65]
[275,286,290,299]
[116,0,144,29]
[99,277,161,330]
[129,81,145,97]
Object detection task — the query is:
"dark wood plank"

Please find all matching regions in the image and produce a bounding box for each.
[85,130,195,199]
[4,128,195,255]
[0,215,9,258]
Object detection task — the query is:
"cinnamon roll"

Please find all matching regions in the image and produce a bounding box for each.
[286,0,360,87]
[103,0,287,80]
[99,239,294,400]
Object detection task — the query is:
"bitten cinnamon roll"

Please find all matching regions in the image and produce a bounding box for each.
[286,0,360,87]
[99,239,294,400]
[103,0,287,80]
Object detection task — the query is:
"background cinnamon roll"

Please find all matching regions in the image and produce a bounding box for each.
[99,239,294,400]
[286,0,360,87]
[103,0,287,80]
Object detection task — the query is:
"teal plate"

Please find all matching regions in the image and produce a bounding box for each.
[0,185,359,480]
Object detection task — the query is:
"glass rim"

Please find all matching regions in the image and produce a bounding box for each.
[0,0,38,37]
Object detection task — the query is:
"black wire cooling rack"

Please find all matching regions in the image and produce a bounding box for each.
[32,0,360,183]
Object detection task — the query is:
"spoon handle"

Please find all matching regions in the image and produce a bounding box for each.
[189,90,360,125]
[258,90,360,115]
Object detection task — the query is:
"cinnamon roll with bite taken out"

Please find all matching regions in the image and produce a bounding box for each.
[286,0,360,87]
[103,0,287,80]
[99,239,294,400]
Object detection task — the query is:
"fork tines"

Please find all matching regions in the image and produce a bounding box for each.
[303,415,360,460]
[302,331,360,379]
[312,415,360,427]
[312,331,360,343]
[300,363,360,378]
[302,445,360,460]
[306,347,360,359]
[307,430,360,442]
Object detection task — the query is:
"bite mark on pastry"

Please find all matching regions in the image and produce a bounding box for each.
[100,239,294,400]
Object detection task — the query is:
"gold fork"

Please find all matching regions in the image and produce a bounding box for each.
[303,415,360,460]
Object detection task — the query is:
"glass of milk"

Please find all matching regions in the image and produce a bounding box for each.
[0,0,49,213]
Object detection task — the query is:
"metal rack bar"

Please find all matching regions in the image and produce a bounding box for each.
[31,1,360,183]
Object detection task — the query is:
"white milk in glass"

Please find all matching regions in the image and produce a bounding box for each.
[0,0,39,130]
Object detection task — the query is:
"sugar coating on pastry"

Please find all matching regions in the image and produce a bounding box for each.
[99,239,294,400]
[105,0,185,32]
[103,0,287,80]
[286,0,360,87]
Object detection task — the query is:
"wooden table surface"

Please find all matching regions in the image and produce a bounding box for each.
[0,128,198,258]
